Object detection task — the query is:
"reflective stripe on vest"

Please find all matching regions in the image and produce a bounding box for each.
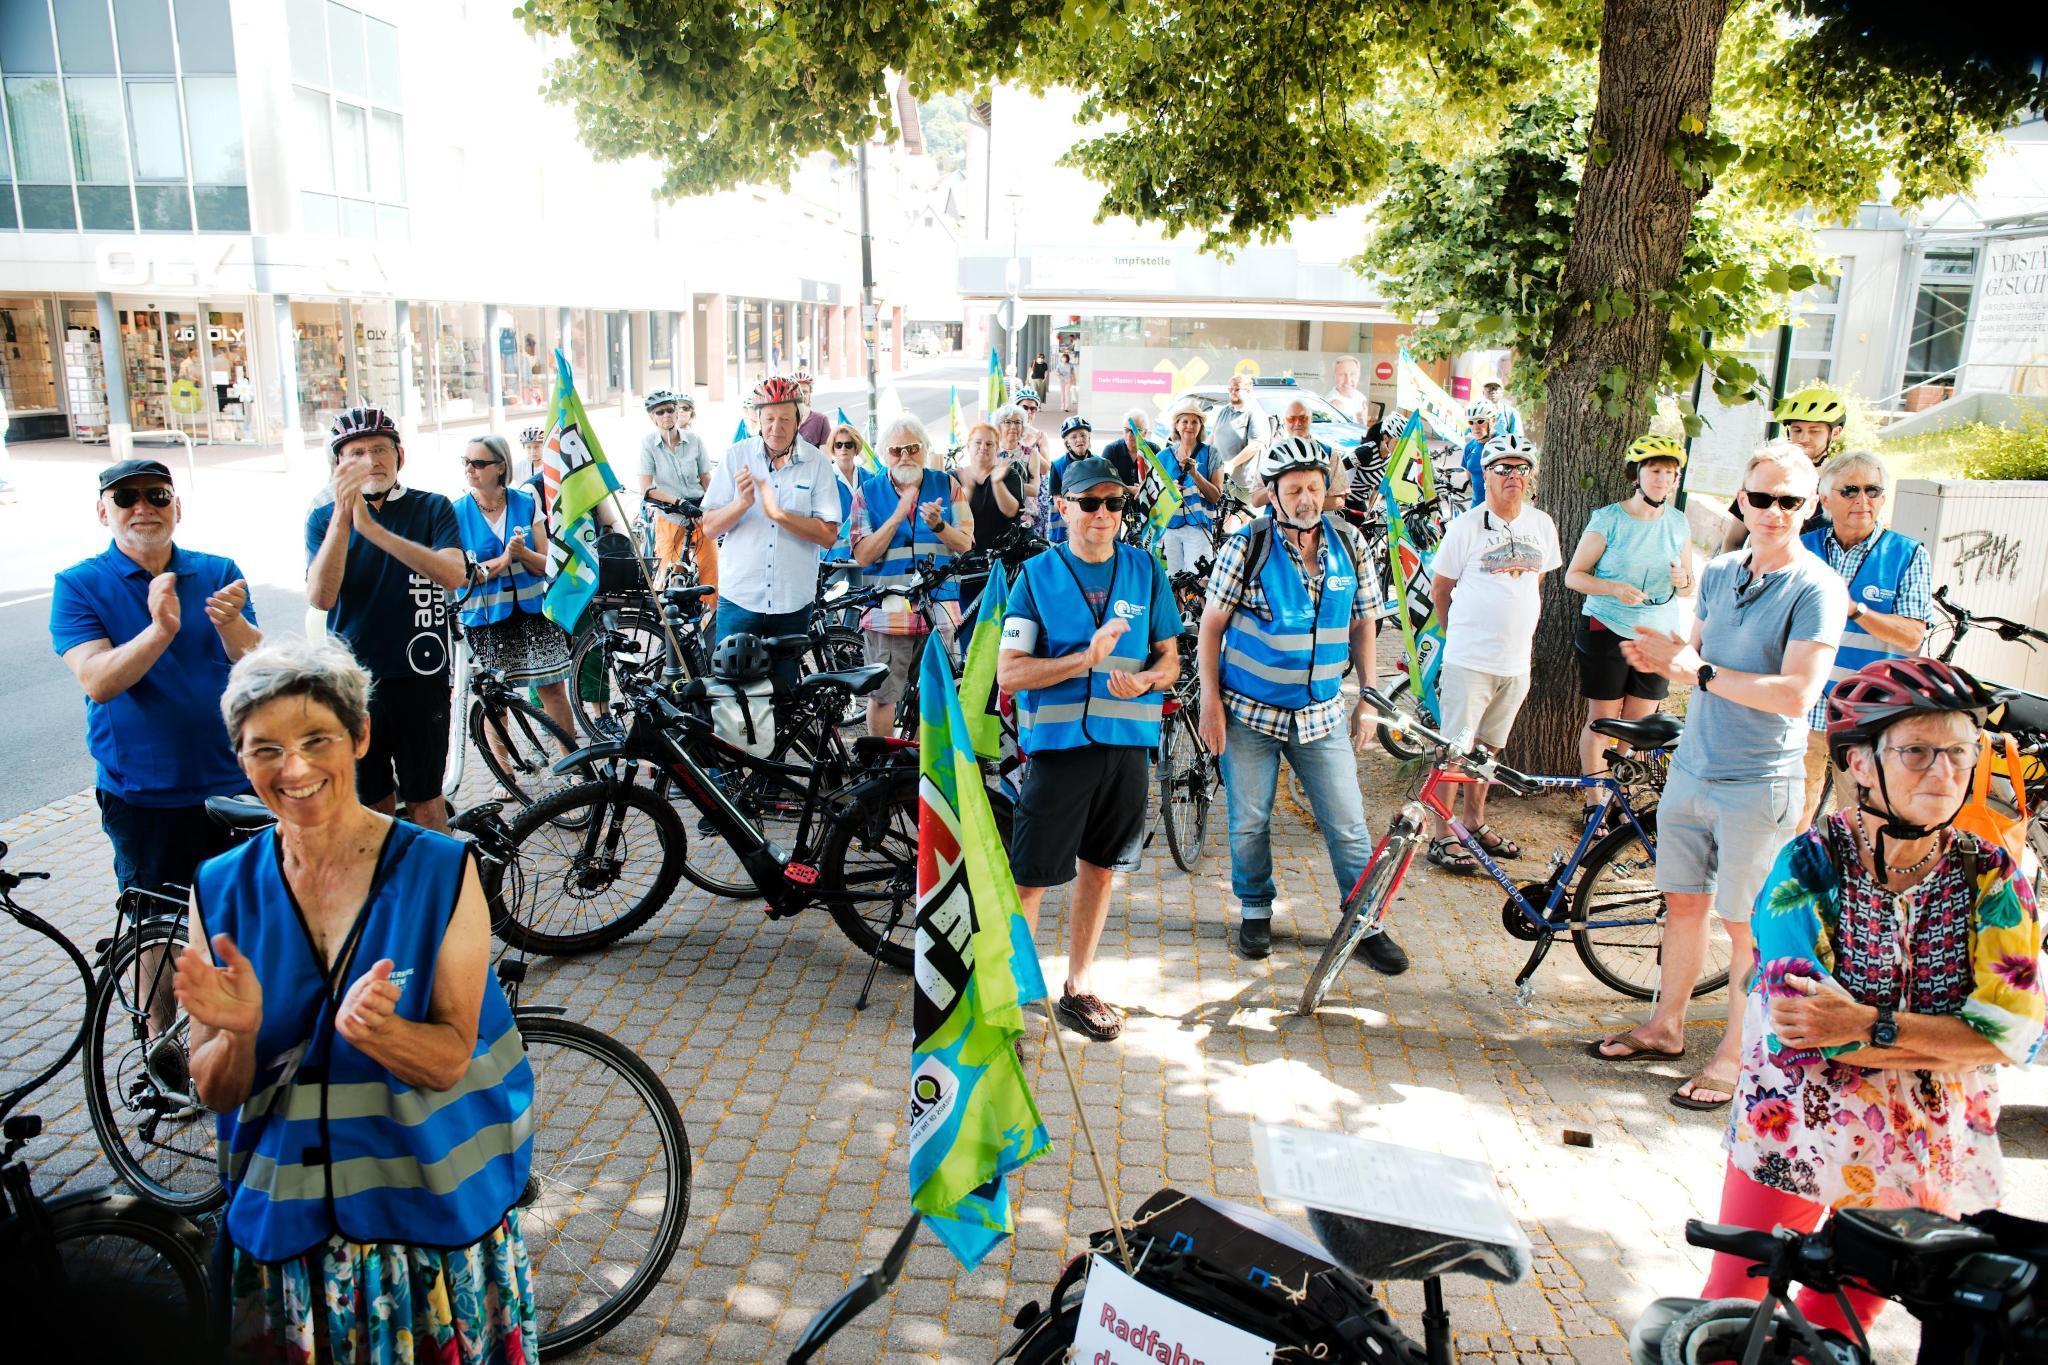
[1158,442,1213,529]
[200,825,534,1262]
[1013,543,1164,751]
[455,489,547,628]
[859,469,959,599]
[1220,517,1358,708]
[1803,527,1921,688]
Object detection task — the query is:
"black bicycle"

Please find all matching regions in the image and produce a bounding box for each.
[0,840,213,1363]
[1928,584,2048,894]
[466,663,589,806]
[1155,576,1219,873]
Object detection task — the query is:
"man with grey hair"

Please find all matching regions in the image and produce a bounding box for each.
[1598,440,1846,1111]
[1798,449,1932,819]
[852,414,973,734]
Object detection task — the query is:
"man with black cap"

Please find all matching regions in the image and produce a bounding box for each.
[998,455,1180,1041]
[52,458,262,897]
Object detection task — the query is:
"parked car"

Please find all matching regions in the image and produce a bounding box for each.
[1152,376,1370,456]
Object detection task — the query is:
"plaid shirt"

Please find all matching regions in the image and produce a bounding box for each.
[1806,528,1933,729]
[1207,520,1383,742]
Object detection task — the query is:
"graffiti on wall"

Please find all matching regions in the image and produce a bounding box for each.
[1942,528,2025,585]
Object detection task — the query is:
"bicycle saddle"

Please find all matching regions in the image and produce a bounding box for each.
[764,634,813,654]
[1589,713,1682,750]
[204,794,278,832]
[660,583,716,607]
[1307,1207,1529,1285]
[797,664,889,697]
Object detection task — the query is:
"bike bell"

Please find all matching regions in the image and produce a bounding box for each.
[711,631,771,683]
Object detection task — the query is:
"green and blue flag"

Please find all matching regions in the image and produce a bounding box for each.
[837,406,886,477]
[982,347,1005,416]
[1129,419,1183,573]
[540,350,622,635]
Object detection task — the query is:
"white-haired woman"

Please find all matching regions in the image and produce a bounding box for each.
[992,402,1049,530]
[175,635,536,1362]
[852,415,973,734]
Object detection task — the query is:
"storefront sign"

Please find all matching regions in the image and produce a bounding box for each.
[1963,233,2048,393]
[1072,1258,1275,1365]
[169,379,204,415]
[1091,368,1177,395]
[800,278,842,305]
[173,324,246,345]
[1032,248,1177,294]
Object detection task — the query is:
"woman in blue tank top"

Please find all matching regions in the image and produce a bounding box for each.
[175,635,536,1363]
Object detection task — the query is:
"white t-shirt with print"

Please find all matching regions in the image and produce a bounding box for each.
[1429,501,1562,675]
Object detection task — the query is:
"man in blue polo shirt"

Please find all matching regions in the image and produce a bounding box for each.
[52,459,261,896]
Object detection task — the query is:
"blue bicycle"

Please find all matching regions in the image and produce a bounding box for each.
[1300,687,1732,1013]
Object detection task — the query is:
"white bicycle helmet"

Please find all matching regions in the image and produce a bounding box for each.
[1465,399,1498,423]
[1256,434,1330,486]
[1480,431,1539,466]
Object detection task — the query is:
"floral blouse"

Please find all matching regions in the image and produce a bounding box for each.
[1730,816,2044,1215]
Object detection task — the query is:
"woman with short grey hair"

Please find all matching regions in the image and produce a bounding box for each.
[182,634,540,1360]
[991,402,1048,526]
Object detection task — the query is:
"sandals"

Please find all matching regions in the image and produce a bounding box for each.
[1588,1030,1685,1063]
[1054,992,1124,1042]
[1670,1070,1740,1111]
[1426,838,1482,876]
[1471,824,1521,859]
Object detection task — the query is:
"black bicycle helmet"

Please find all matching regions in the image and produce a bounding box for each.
[645,389,682,413]
[711,631,771,683]
[329,405,399,457]
[1060,415,1093,437]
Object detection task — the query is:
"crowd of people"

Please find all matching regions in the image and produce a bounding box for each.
[43,359,2043,1353]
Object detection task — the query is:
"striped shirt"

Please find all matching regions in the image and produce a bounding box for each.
[1805,529,1933,729]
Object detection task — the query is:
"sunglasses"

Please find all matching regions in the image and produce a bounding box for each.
[1486,462,1532,477]
[887,443,924,457]
[107,486,175,509]
[1741,489,1807,512]
[463,458,501,470]
[1834,483,1885,501]
[831,440,860,451]
[1070,495,1126,513]
[651,406,677,416]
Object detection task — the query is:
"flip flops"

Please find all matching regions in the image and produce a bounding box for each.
[1587,1030,1686,1063]
[1670,1071,1739,1111]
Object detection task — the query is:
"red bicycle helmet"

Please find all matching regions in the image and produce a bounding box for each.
[751,376,803,409]
[329,405,399,456]
[1824,657,2008,767]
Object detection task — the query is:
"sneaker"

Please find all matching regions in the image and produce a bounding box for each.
[1354,930,1410,975]
[1236,918,1272,959]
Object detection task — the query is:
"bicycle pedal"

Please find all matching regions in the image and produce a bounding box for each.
[784,863,820,886]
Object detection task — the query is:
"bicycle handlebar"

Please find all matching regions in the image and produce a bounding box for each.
[1357,684,1541,796]
[1933,584,2048,650]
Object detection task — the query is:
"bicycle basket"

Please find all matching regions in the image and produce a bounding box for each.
[594,532,645,595]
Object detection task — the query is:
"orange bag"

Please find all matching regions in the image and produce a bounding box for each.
[1952,732,2030,866]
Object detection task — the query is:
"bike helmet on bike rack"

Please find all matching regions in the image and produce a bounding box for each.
[711,631,772,683]
[329,405,399,457]
[751,376,803,409]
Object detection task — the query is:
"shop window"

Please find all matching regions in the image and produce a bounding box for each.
[287,0,327,85]
[134,183,190,230]
[78,184,133,230]
[326,3,367,99]
[57,0,118,73]
[193,184,245,230]
[368,110,403,200]
[127,81,185,180]
[648,311,673,363]
[18,184,77,230]
[292,302,348,428]
[365,18,400,107]
[1906,283,1971,387]
[0,7,58,74]
[173,0,235,74]
[0,301,59,413]
[294,86,334,193]
[67,78,128,183]
[333,103,368,196]
[114,0,176,76]
[184,77,244,184]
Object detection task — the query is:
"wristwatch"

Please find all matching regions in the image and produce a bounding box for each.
[1696,662,1718,692]
[1849,600,1868,621]
[1871,1003,1899,1048]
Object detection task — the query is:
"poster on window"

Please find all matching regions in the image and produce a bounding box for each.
[1962,234,2048,395]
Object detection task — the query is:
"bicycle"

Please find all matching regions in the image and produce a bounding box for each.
[1298,687,1721,1015]
[0,840,214,1362]
[820,552,995,738]
[1927,584,2048,893]
[1153,576,1220,873]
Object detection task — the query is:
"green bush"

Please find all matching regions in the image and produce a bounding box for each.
[1881,412,2048,482]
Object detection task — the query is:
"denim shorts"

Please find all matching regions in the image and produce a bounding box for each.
[1653,765,1803,923]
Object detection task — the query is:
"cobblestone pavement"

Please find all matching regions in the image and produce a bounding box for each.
[3,748,2042,1364]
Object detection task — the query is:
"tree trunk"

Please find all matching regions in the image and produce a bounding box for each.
[1511,0,1730,773]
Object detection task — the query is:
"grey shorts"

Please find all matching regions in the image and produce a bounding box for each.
[863,625,956,706]
[1653,765,1803,923]
[1436,662,1531,751]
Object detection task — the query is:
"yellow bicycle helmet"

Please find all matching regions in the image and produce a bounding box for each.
[1624,433,1687,467]
[1774,384,1847,426]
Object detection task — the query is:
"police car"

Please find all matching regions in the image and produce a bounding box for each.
[1153,376,1372,455]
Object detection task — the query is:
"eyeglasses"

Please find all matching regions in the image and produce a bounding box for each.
[1486,463,1532,477]
[107,486,175,509]
[1741,489,1807,512]
[241,732,350,766]
[887,443,924,457]
[1882,742,1977,774]
[1834,484,1885,501]
[463,458,501,470]
[831,440,860,451]
[1071,495,1127,513]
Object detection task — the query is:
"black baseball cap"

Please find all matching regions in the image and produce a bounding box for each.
[98,458,174,491]
[1058,456,1128,494]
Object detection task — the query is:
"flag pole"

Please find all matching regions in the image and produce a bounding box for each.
[595,484,690,668]
[1038,1004,1133,1271]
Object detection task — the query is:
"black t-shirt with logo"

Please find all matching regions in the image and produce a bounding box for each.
[305,487,461,683]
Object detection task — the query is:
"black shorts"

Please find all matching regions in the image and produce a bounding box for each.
[360,674,452,807]
[1573,618,1671,703]
[1010,746,1150,887]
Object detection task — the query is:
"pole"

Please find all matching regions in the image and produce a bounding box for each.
[1765,321,1794,441]
[859,141,880,446]
[1677,327,1708,512]
[1006,200,1021,394]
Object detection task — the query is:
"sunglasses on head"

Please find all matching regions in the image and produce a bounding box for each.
[1071,495,1126,513]
[107,486,175,509]
[1741,489,1807,512]
[1834,483,1885,500]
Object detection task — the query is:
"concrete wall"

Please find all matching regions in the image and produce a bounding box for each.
[1892,478,2048,694]
[1878,392,2048,441]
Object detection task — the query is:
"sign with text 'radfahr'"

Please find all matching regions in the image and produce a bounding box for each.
[1072,1257,1275,1365]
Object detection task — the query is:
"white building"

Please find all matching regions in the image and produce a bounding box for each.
[0,0,961,453]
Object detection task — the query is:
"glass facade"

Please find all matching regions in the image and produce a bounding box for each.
[0,298,57,414]
[292,300,348,430]
[0,0,246,233]
[431,302,488,417]
[501,305,547,408]
[289,1,405,240]
[1906,248,1976,389]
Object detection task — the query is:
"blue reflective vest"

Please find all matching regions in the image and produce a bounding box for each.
[198,824,533,1262]
[859,469,959,600]
[1803,526,1922,691]
[1220,516,1360,708]
[822,475,856,563]
[1157,442,1214,529]
[453,489,546,629]
[1013,543,1165,752]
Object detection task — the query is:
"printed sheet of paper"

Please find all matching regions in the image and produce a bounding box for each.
[1251,1123,1529,1253]
[1072,1256,1276,1365]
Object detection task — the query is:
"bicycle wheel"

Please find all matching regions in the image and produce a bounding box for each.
[1299,833,1414,1016]
[41,1190,214,1361]
[570,607,668,742]
[1160,710,1214,874]
[515,1013,690,1357]
[1572,814,1730,1000]
[83,919,225,1214]
[812,624,867,728]
[471,695,581,807]
[819,773,1015,971]
[1375,674,1433,762]
[495,781,685,955]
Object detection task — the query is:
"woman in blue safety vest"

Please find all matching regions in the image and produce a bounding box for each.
[452,434,577,753]
[1044,415,1095,546]
[1156,397,1223,575]
[176,635,537,1362]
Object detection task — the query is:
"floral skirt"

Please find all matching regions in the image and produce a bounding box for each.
[228,1212,538,1365]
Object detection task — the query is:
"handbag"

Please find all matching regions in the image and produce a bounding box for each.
[1951,731,2029,865]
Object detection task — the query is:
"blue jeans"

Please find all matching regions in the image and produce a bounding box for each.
[1220,715,1374,925]
[714,602,813,692]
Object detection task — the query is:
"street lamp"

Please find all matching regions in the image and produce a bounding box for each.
[1005,191,1023,392]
